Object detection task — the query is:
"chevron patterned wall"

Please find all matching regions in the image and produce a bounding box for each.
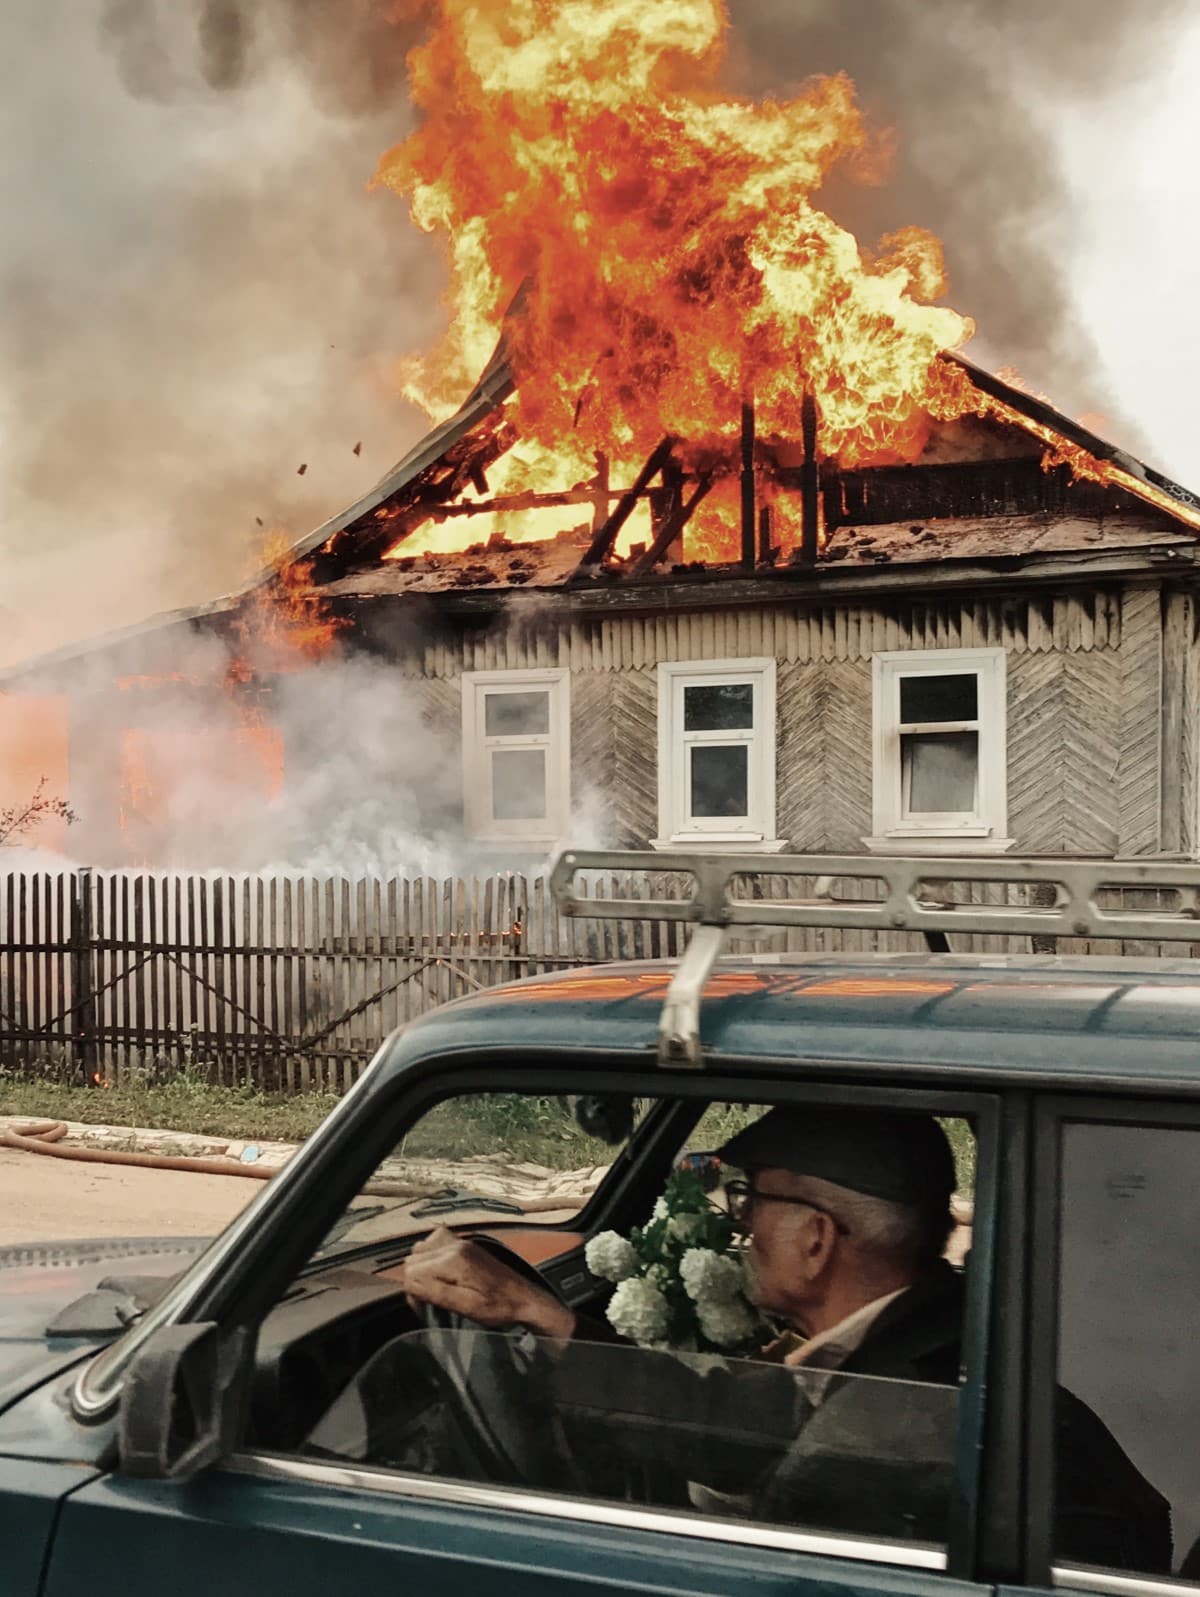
[432,581,1191,863]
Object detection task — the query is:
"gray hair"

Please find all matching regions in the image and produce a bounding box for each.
[794,1174,953,1271]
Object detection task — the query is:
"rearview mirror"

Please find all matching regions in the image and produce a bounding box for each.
[118,1321,249,1481]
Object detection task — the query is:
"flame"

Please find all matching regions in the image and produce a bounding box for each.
[227,530,348,683]
[375,0,977,561]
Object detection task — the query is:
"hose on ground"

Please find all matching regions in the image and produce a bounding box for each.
[0,1119,279,1180]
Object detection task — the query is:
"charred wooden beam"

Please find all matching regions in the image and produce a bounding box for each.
[431,483,639,519]
[799,390,820,568]
[590,452,610,537]
[572,437,676,575]
[758,504,773,564]
[740,401,756,569]
[627,474,716,577]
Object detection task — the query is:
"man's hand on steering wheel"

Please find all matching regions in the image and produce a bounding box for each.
[398,1227,577,1340]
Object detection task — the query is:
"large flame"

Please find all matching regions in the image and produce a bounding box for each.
[375,0,980,560]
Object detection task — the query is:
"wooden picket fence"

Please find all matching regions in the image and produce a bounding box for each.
[0,869,694,1090]
[2,866,1196,1091]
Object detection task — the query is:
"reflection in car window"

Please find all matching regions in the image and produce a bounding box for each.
[306,1330,960,1548]
[314,1093,640,1260]
[1056,1121,1193,1577]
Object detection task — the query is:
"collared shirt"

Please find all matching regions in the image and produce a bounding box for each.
[784,1286,908,1373]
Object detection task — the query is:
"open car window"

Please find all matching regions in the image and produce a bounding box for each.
[314,1092,645,1260]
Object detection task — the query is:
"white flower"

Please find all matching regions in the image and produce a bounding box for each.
[651,1196,670,1221]
[585,1231,640,1283]
[646,1263,672,1291]
[667,1213,704,1244]
[697,1295,758,1348]
[606,1277,671,1345]
[679,1248,744,1304]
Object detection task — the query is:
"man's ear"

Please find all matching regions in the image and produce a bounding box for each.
[803,1211,840,1279]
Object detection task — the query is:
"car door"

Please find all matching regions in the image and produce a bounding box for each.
[41,1071,1002,1597]
[1009,1094,1200,1597]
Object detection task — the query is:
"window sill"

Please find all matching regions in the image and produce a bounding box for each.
[651,835,790,854]
[862,835,1016,856]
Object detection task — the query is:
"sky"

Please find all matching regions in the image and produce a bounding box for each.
[0,0,1198,672]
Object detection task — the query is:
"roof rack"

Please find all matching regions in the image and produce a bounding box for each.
[548,850,1200,1068]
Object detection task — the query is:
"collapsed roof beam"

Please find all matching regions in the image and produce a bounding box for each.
[571,436,676,576]
[627,472,716,577]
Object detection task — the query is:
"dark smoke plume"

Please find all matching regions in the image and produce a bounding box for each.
[725,0,1190,437]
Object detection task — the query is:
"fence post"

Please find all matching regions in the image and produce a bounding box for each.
[70,868,98,1085]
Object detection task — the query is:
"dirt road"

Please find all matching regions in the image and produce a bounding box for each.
[0,1146,256,1246]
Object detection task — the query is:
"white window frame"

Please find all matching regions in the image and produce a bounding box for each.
[462,669,571,847]
[654,658,782,852]
[867,648,1011,855]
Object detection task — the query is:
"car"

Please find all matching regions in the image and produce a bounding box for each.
[3,848,1200,1597]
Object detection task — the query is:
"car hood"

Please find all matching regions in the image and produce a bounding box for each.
[0,1236,208,1413]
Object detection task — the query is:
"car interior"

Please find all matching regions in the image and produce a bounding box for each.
[239,1088,975,1547]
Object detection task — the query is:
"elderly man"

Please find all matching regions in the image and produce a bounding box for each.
[398,1105,1170,1569]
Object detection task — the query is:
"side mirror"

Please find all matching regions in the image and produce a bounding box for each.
[118,1321,249,1481]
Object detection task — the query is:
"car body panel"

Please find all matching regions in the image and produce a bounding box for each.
[41,1467,991,1597]
[388,956,1200,1091]
[0,1457,99,1594]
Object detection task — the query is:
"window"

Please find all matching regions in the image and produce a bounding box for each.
[463,669,570,845]
[655,659,780,849]
[1053,1117,1200,1584]
[869,649,1010,853]
[252,1086,984,1569]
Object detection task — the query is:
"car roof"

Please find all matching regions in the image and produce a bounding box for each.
[386,953,1200,1093]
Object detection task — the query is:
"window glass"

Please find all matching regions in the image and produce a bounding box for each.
[690,744,749,817]
[266,1090,979,1559]
[903,731,978,813]
[684,683,755,732]
[316,1093,635,1259]
[492,748,547,820]
[899,674,978,724]
[485,690,550,738]
[1055,1120,1195,1578]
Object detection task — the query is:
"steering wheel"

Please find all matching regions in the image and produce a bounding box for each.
[416,1233,586,1492]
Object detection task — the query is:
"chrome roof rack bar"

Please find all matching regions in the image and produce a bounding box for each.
[549,850,1200,1068]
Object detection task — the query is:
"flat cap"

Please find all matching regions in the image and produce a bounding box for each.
[717,1106,956,1210]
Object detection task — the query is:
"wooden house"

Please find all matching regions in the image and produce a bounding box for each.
[9,347,1200,868]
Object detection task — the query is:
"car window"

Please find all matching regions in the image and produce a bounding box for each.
[1055,1119,1199,1581]
[305,1329,959,1547]
[313,1091,639,1260]
[256,1089,982,1565]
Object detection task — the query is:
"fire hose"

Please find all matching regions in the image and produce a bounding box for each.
[0,1120,593,1213]
[0,1119,279,1180]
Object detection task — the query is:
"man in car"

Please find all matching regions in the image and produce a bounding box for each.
[398,1105,1171,1569]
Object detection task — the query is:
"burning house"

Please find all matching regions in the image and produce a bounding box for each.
[6,0,1200,870]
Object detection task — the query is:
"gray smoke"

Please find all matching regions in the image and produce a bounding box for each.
[0,0,437,667]
[724,0,1191,443]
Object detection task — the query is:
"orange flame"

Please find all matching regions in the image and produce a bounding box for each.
[375,0,979,561]
[227,530,348,684]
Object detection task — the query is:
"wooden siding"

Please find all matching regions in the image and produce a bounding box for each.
[417,582,1192,862]
[404,590,1125,678]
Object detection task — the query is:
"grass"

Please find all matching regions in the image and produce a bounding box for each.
[0,1073,341,1143]
[0,1072,979,1191]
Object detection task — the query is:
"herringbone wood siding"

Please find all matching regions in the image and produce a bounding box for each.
[777,661,872,851]
[428,582,1173,860]
[1117,587,1162,854]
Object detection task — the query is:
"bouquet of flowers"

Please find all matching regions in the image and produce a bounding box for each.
[584,1167,766,1352]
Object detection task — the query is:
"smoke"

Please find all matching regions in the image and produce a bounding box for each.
[723,0,1192,441]
[0,0,440,669]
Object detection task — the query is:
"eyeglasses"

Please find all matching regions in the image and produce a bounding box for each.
[724,1179,851,1235]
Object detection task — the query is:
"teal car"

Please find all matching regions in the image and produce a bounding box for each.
[3,851,1199,1597]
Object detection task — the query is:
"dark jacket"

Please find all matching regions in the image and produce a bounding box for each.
[570,1262,1171,1571]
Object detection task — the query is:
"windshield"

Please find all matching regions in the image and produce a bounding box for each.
[314,1091,647,1260]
